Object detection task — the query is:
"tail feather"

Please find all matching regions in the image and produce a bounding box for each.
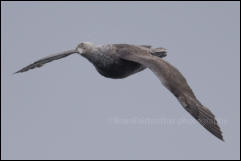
[150,48,167,58]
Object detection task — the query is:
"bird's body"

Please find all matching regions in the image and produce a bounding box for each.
[80,44,147,78]
[15,42,224,141]
[79,43,167,79]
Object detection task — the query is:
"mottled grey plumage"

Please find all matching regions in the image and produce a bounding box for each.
[15,43,167,78]
[15,42,223,141]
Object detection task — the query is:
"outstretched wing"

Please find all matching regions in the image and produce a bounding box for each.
[118,46,224,141]
[15,49,77,74]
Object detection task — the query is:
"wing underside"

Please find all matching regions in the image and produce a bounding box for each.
[118,47,224,141]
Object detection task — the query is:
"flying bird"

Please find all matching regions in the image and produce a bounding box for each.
[15,42,224,141]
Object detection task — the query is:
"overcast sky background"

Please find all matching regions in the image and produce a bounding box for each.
[1,2,240,160]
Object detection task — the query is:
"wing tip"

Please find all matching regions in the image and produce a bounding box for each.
[13,70,22,75]
[220,137,225,142]
[215,128,224,142]
[216,134,224,142]
[216,127,225,142]
[13,68,27,74]
[198,106,225,142]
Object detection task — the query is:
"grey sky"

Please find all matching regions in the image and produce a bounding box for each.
[1,1,240,160]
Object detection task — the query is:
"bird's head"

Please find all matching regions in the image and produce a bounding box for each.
[76,42,96,54]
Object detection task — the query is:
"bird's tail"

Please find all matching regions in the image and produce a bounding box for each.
[150,47,167,58]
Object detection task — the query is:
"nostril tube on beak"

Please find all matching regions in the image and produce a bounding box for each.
[77,48,84,54]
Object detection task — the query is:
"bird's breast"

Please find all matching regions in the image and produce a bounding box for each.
[82,47,145,79]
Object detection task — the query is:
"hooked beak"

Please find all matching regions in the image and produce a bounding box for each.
[76,47,84,54]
